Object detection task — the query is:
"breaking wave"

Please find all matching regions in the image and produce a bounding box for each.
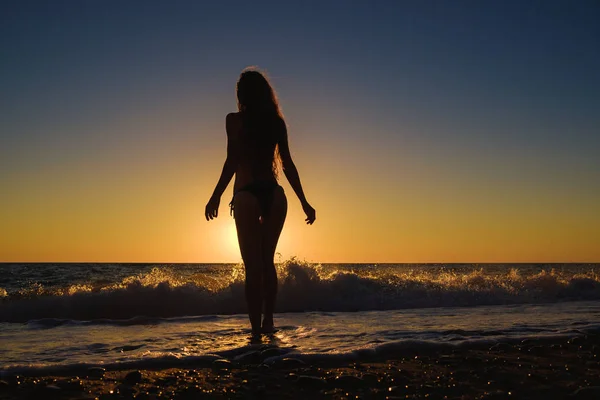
[1,260,599,322]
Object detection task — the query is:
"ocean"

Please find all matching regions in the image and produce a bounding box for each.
[1,261,599,376]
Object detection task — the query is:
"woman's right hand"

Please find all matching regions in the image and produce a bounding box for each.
[205,195,220,221]
[302,201,316,225]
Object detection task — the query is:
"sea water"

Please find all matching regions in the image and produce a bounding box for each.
[1,261,599,375]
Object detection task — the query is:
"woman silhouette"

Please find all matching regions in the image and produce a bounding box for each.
[205,68,316,334]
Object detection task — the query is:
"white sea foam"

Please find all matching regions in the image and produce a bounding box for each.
[1,260,599,322]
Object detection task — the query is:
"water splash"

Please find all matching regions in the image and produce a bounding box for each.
[1,260,599,322]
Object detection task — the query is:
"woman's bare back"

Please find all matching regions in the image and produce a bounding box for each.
[226,112,281,192]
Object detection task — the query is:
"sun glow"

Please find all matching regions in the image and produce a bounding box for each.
[198,217,242,263]
[222,221,240,262]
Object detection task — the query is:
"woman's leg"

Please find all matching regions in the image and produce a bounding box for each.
[260,187,287,332]
[233,191,263,334]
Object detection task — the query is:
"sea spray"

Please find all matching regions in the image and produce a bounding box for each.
[0,260,599,322]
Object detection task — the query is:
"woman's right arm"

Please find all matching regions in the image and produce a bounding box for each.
[278,122,316,224]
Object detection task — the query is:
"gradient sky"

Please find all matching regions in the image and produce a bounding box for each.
[1,0,599,263]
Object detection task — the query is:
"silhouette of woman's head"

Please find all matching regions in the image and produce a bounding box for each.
[236,68,281,115]
[236,68,284,176]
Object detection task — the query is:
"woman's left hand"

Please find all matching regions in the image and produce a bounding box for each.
[205,196,220,221]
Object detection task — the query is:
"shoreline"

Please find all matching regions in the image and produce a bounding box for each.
[1,334,599,399]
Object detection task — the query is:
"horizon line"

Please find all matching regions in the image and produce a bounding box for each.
[1,261,599,265]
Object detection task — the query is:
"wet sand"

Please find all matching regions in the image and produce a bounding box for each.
[1,334,599,399]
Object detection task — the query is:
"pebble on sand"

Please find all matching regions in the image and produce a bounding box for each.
[87,367,106,378]
[124,370,143,384]
[212,359,233,370]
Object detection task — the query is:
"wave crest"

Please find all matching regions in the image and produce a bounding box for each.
[1,260,599,322]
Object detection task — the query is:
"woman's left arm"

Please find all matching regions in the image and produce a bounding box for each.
[205,114,238,221]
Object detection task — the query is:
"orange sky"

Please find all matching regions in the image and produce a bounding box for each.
[2,101,598,262]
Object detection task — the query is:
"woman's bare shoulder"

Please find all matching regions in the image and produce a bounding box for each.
[226,112,243,136]
[226,112,242,124]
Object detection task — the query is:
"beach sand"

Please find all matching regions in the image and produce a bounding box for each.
[1,334,599,399]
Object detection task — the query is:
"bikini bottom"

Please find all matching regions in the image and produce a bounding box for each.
[229,180,282,218]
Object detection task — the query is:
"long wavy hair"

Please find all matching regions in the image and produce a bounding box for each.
[236,68,284,177]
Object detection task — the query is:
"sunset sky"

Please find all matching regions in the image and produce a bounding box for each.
[1,1,599,263]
